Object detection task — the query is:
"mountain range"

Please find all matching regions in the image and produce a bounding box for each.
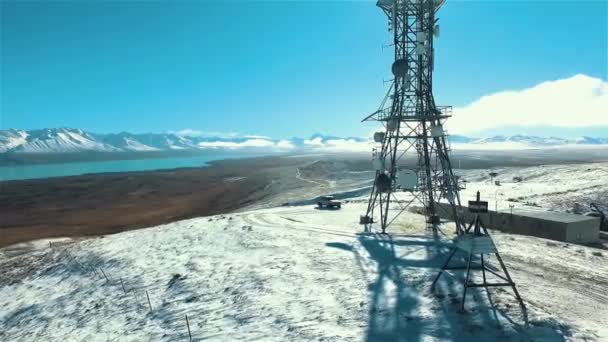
[1,128,607,153]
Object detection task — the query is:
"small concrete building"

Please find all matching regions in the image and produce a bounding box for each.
[436,203,600,243]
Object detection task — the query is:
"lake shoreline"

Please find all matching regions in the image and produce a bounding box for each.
[0,149,281,167]
[0,151,279,181]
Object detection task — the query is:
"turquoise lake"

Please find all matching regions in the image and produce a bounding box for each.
[0,153,263,181]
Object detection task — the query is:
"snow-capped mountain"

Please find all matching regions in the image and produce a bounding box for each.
[573,136,608,145]
[470,135,573,146]
[0,128,119,153]
[457,135,608,149]
[0,128,607,153]
[0,129,29,152]
[91,132,200,151]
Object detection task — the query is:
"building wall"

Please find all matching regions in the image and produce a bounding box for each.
[435,203,598,243]
[565,219,601,244]
[495,212,568,241]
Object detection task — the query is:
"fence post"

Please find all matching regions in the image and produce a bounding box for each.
[91,267,100,278]
[133,290,139,307]
[100,268,110,282]
[185,314,192,341]
[146,290,152,311]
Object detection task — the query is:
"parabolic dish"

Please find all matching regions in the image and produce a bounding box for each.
[398,169,418,190]
[391,59,408,77]
[387,119,398,131]
[374,131,385,143]
[372,158,386,171]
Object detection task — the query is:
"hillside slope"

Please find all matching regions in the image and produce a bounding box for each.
[1,202,606,341]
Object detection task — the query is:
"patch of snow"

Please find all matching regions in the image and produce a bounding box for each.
[0,129,28,152]
[455,162,608,214]
[122,137,159,151]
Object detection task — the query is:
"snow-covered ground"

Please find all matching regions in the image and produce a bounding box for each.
[456,162,608,214]
[2,200,606,341]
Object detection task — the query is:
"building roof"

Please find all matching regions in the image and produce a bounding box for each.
[501,208,600,224]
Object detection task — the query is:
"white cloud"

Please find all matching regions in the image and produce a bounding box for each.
[171,130,275,140]
[447,74,608,135]
[197,141,241,149]
[276,140,295,149]
[305,138,372,153]
[170,129,203,136]
[198,138,294,150]
[170,129,240,138]
[244,134,271,139]
[303,137,325,147]
[451,141,536,151]
[198,136,370,152]
[238,138,275,148]
[324,139,371,152]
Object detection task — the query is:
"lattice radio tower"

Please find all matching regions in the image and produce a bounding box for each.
[361,0,464,234]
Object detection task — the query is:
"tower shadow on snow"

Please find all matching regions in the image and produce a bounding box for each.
[327,231,571,341]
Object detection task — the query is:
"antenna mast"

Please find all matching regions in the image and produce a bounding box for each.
[361,0,464,234]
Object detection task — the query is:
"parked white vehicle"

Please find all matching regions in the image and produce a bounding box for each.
[317,195,342,209]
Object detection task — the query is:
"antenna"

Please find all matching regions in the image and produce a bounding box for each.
[360,0,465,235]
[431,192,528,321]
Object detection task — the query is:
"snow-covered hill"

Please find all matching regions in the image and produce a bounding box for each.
[0,129,28,152]
[455,162,608,215]
[0,128,119,153]
[1,201,606,341]
[92,132,202,151]
[453,135,608,150]
[1,128,607,153]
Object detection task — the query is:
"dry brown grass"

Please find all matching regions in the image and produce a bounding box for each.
[0,158,288,248]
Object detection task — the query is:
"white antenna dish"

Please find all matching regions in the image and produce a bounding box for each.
[416,43,426,56]
[373,157,386,171]
[430,124,444,137]
[417,32,427,43]
[398,169,418,190]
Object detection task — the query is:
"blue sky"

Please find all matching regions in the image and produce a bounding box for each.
[1,0,606,138]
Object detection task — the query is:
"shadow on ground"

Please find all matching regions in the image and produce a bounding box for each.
[328,230,572,341]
